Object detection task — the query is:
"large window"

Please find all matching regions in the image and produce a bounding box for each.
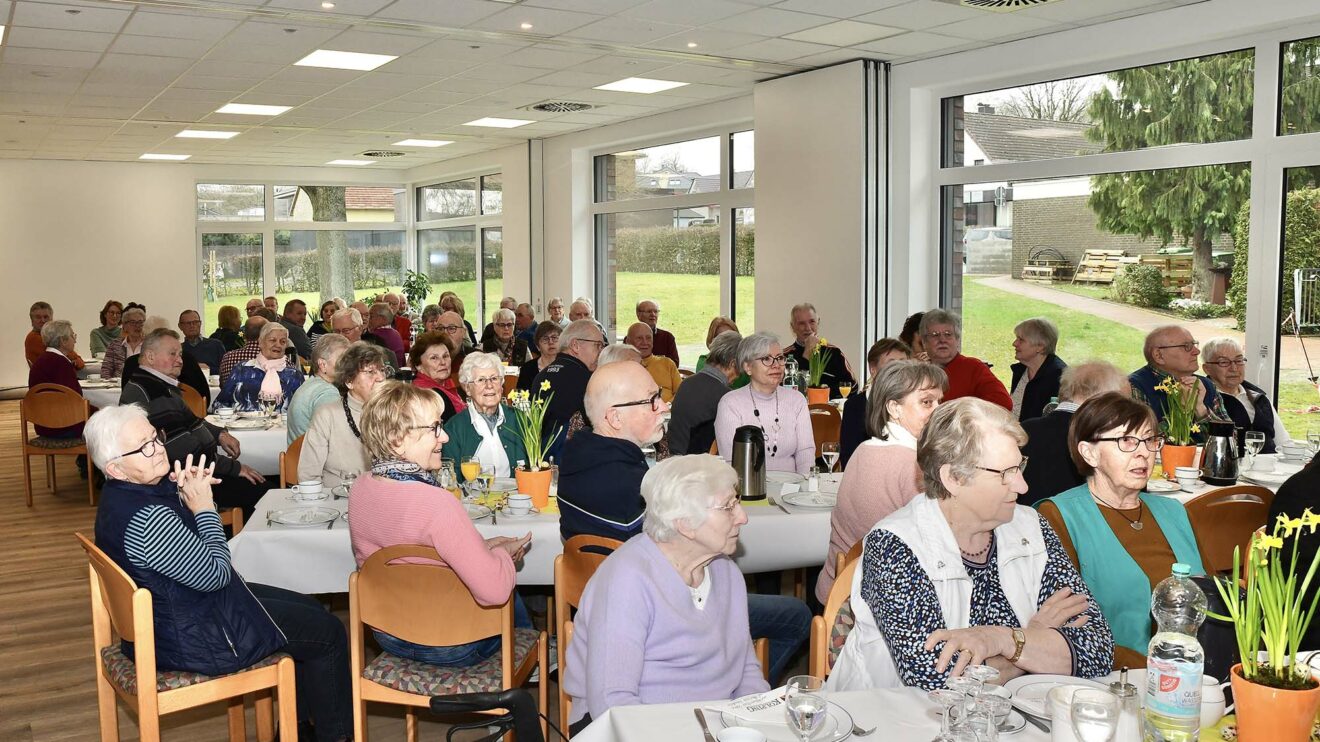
[201,233,263,321]
[592,132,754,363]
[1281,36,1320,136]
[419,227,478,320]
[274,185,404,222]
[1277,166,1320,440]
[415,173,503,325]
[197,184,264,221]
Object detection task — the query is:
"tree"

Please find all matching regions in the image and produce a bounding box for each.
[997,79,1091,123]
[1085,50,1255,301]
[299,186,355,305]
[1281,37,1320,137]
[643,151,688,174]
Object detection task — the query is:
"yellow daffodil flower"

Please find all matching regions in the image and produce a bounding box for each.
[1191,423,1201,433]
[1302,509,1320,534]
[1277,514,1304,538]
[540,380,552,392]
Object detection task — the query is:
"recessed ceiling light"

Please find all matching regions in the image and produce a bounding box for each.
[394,139,453,148]
[594,77,689,94]
[0,26,6,45]
[321,1,335,7]
[140,153,190,161]
[216,103,292,116]
[176,129,240,139]
[520,22,534,29]
[326,159,372,166]
[687,42,698,48]
[295,49,397,71]
[463,117,534,128]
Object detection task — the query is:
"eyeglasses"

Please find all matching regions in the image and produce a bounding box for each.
[1207,357,1247,368]
[1093,435,1165,453]
[113,431,165,461]
[974,457,1028,485]
[709,499,743,513]
[613,389,664,412]
[542,336,561,346]
[471,375,502,386]
[408,421,444,438]
[361,365,395,380]
[923,330,956,340]
[1156,341,1199,352]
[439,324,465,333]
[494,322,514,329]
[756,354,787,367]
[574,338,607,348]
[333,326,360,335]
[122,320,145,327]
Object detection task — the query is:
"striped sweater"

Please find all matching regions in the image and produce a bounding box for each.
[124,505,232,592]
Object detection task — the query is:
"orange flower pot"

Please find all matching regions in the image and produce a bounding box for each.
[1160,444,1199,480]
[515,467,553,509]
[1230,663,1320,741]
[806,386,830,405]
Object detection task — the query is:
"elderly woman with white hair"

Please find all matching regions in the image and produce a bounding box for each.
[28,320,88,440]
[88,404,353,741]
[1201,336,1291,453]
[714,331,815,476]
[214,322,304,413]
[286,332,350,443]
[100,306,146,379]
[1010,317,1067,421]
[562,455,771,731]
[443,352,528,481]
[829,398,1113,691]
[480,307,529,365]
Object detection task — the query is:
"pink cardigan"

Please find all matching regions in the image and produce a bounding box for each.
[348,474,515,607]
[814,441,922,604]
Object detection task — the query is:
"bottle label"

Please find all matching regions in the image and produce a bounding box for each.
[1145,657,1203,717]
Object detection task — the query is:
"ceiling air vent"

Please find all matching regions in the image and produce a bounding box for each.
[360,150,405,158]
[524,101,596,114]
[940,0,1063,11]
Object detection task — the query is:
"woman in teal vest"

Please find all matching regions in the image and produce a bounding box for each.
[1038,392,1203,667]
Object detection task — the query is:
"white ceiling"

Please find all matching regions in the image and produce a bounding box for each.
[0,0,1201,169]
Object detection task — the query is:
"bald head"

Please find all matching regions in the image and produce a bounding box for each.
[437,310,467,348]
[1143,324,1199,375]
[584,360,667,446]
[624,322,654,358]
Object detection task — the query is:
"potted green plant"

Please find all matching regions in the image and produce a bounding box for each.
[1210,510,1320,740]
[806,338,834,404]
[506,382,563,509]
[1153,374,1201,476]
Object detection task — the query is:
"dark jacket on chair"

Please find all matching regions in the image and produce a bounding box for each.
[1220,380,1280,454]
[28,350,85,437]
[1020,407,1084,507]
[121,346,213,407]
[1010,354,1067,422]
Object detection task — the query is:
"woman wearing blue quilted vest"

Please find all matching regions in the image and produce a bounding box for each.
[91,403,351,741]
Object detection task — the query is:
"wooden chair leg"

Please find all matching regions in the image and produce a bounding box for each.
[405,707,418,742]
[227,697,246,742]
[46,455,55,491]
[276,658,298,742]
[22,451,34,507]
[256,691,275,742]
[88,459,97,506]
[792,568,806,600]
[94,670,120,742]
[538,635,549,741]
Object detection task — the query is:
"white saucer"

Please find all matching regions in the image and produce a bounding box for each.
[499,506,540,519]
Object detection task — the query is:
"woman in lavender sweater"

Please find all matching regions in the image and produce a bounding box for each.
[563,455,770,730]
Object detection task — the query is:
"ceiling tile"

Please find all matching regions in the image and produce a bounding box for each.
[725,37,836,63]
[172,74,259,92]
[853,0,986,30]
[366,99,440,114]
[498,45,603,70]
[773,0,911,18]
[560,16,691,44]
[523,0,647,11]
[645,28,768,54]
[322,29,437,55]
[109,34,213,59]
[189,59,285,80]
[707,7,838,36]
[564,54,671,76]
[96,54,195,80]
[854,30,971,57]
[784,20,905,46]
[12,2,131,33]
[933,13,1058,41]
[468,6,602,35]
[410,38,532,62]
[619,0,748,26]
[370,0,504,26]
[451,64,549,84]
[120,11,240,41]
[1,47,102,68]
[265,0,394,15]
[405,87,479,105]
[205,41,316,65]
[5,26,115,52]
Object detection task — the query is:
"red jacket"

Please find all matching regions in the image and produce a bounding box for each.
[942,353,1012,410]
[651,327,680,367]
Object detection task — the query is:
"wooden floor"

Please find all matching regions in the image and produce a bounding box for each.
[0,399,547,741]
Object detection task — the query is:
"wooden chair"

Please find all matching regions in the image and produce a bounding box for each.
[503,374,519,396]
[76,533,296,742]
[808,403,841,461]
[350,544,547,742]
[808,544,862,680]
[553,535,621,733]
[678,368,694,379]
[21,383,95,506]
[709,440,719,455]
[1186,485,1275,575]
[220,507,245,536]
[836,540,863,580]
[278,435,304,489]
[178,384,207,419]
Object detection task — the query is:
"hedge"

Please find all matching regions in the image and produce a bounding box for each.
[1110,263,1168,308]
[1229,187,1320,330]
[613,225,755,275]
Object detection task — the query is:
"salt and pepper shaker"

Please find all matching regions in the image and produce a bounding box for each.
[807,466,820,492]
[1109,667,1142,742]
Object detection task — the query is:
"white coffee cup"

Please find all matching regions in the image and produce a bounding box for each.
[1200,676,1229,728]
[291,481,325,500]
[716,727,766,742]
[88,373,100,381]
[1174,466,1201,488]
[1281,443,1310,460]
[215,406,236,419]
[507,493,533,515]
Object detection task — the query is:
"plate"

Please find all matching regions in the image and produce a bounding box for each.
[466,503,494,522]
[81,380,118,389]
[1242,469,1293,487]
[717,700,853,742]
[490,477,518,493]
[499,506,540,519]
[219,418,270,430]
[998,710,1027,734]
[1145,479,1182,493]
[238,410,266,418]
[781,491,837,509]
[1004,675,1106,719]
[819,474,843,495]
[767,471,806,485]
[267,507,339,527]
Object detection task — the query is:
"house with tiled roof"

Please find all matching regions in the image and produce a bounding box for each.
[274,185,404,222]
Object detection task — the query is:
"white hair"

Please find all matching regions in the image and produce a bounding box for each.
[331,307,363,327]
[1202,336,1243,363]
[736,331,781,370]
[597,344,641,366]
[560,319,603,353]
[258,321,289,342]
[143,315,170,334]
[40,320,75,348]
[457,351,503,385]
[493,307,515,324]
[642,455,739,543]
[85,404,149,471]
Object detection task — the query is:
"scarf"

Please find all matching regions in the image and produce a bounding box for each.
[252,354,287,399]
[370,458,439,487]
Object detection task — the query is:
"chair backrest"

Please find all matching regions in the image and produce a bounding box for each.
[836,539,864,578]
[1185,485,1275,575]
[355,544,510,647]
[810,549,861,679]
[279,435,304,489]
[709,440,719,455]
[503,375,519,396]
[808,403,841,458]
[220,507,244,536]
[24,383,91,430]
[678,368,694,379]
[76,532,143,643]
[555,535,620,615]
[178,384,207,418]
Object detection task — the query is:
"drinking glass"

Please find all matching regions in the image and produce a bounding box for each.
[1069,688,1119,742]
[838,383,853,398]
[784,691,828,742]
[460,457,481,483]
[821,442,840,473]
[1308,428,1320,457]
[258,391,278,419]
[1243,431,1265,469]
[965,664,1000,687]
[929,689,971,742]
[785,675,824,698]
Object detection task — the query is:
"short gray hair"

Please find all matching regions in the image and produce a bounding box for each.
[85,403,148,470]
[311,332,351,376]
[331,307,363,327]
[143,315,170,334]
[1202,336,1243,364]
[1014,317,1059,356]
[737,331,781,371]
[1059,361,1129,403]
[122,307,146,324]
[917,398,1026,500]
[560,318,603,352]
[258,321,289,343]
[492,307,515,324]
[642,455,739,543]
[597,344,641,366]
[333,341,391,395]
[706,331,742,368]
[421,304,442,324]
[370,302,393,322]
[868,360,948,439]
[918,308,962,339]
[140,328,180,356]
[40,319,75,348]
[457,351,502,385]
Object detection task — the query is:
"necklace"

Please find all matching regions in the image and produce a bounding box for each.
[342,395,362,439]
[749,387,781,457]
[960,533,993,561]
[1093,493,1144,531]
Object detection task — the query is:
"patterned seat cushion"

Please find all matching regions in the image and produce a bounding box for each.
[827,598,855,671]
[100,644,284,695]
[362,628,540,695]
[28,435,85,449]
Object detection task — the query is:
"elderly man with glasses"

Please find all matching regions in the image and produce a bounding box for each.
[1129,324,1227,432]
[534,319,607,460]
[1201,336,1291,453]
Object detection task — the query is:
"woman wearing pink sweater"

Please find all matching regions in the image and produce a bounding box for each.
[815,361,947,604]
[349,382,531,666]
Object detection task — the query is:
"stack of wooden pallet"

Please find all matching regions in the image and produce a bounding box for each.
[1072,249,1127,284]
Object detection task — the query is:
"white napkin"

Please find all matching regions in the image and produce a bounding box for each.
[717,687,788,725]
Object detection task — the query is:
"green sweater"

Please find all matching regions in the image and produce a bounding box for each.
[442,404,528,480]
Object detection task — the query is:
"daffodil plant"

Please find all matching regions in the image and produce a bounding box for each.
[506,381,562,472]
[1153,374,1201,445]
[1210,509,1320,689]
[806,338,834,389]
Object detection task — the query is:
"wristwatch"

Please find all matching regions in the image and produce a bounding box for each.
[1008,628,1027,663]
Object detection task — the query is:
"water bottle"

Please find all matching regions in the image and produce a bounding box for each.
[1143,563,1207,741]
[1042,396,1059,415]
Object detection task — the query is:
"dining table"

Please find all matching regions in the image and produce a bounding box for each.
[229,475,836,595]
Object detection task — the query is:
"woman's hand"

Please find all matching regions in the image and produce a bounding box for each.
[172,454,220,514]
[486,533,532,561]
[1029,587,1091,630]
[924,626,1014,678]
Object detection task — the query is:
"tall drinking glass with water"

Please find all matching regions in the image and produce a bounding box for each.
[1069,688,1119,742]
[1144,563,1207,741]
[821,442,840,473]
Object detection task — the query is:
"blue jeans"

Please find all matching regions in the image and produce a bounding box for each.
[747,593,811,684]
[374,593,533,668]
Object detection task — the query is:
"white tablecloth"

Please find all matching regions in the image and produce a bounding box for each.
[572,688,1048,742]
[229,486,833,594]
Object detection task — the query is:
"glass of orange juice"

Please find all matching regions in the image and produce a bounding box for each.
[461,457,481,482]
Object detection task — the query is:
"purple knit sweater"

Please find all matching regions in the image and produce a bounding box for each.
[563,534,769,723]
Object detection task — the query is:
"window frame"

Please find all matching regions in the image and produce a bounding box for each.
[415,171,504,325]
